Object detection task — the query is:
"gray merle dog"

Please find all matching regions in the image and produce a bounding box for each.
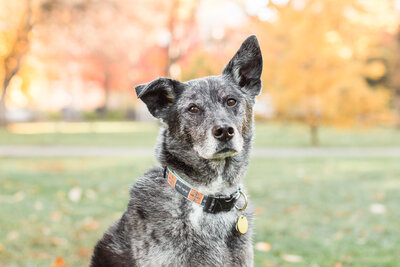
[91,35,263,267]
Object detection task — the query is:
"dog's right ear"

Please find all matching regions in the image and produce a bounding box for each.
[134,77,182,119]
[223,35,263,98]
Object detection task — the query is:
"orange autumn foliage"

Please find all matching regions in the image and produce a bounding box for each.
[52,257,66,267]
[250,0,398,143]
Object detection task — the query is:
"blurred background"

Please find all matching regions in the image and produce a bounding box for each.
[1,0,400,266]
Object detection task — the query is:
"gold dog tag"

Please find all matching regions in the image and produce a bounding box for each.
[236,215,248,234]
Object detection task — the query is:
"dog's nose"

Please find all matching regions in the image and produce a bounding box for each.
[212,125,235,141]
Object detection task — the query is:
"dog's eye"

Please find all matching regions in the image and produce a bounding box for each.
[188,105,200,114]
[226,98,237,107]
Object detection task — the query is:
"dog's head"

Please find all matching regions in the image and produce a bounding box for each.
[135,35,262,160]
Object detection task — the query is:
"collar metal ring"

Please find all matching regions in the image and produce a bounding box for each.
[235,189,248,211]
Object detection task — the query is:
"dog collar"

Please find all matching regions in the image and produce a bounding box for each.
[163,167,247,214]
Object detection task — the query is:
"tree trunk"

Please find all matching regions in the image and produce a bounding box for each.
[394,87,400,129]
[103,69,111,111]
[0,77,12,127]
[97,64,111,119]
[163,0,179,77]
[310,124,319,146]
[0,0,32,127]
[0,94,6,128]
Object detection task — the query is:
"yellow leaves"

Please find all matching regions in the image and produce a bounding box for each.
[256,0,395,129]
[7,230,19,241]
[255,242,272,252]
[52,257,66,267]
[81,216,100,231]
[0,39,8,57]
[282,254,303,263]
[13,191,25,202]
[364,61,386,80]
[0,1,30,55]
[325,31,342,44]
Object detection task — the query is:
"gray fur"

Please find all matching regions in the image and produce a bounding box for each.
[91,35,263,267]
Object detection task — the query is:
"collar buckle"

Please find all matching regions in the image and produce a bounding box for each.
[203,192,240,214]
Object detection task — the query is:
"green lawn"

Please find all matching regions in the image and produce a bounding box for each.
[1,157,399,266]
[1,121,400,147]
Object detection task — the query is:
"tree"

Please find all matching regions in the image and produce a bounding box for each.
[162,0,199,78]
[250,0,398,145]
[389,26,400,128]
[38,0,201,113]
[0,0,33,127]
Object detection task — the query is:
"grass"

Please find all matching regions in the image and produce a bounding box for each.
[1,156,399,266]
[0,122,160,147]
[1,121,400,147]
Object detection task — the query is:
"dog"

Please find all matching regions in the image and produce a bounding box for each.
[91,35,263,267]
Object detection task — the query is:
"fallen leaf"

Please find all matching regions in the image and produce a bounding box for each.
[82,217,100,231]
[32,252,49,259]
[34,201,43,211]
[373,192,385,201]
[284,205,300,214]
[50,211,62,222]
[7,231,19,241]
[332,231,344,240]
[255,242,271,252]
[13,191,25,202]
[333,263,342,267]
[255,207,264,215]
[282,254,303,263]
[374,225,384,232]
[56,190,66,200]
[263,259,274,266]
[42,226,51,236]
[85,189,97,200]
[50,237,68,247]
[369,203,386,214]
[68,186,82,202]
[52,256,66,267]
[77,247,90,257]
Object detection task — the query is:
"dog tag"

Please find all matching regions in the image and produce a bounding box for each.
[236,215,248,234]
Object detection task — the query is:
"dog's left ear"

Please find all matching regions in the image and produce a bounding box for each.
[223,35,263,97]
[135,77,182,119]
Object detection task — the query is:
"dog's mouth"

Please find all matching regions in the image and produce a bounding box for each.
[212,147,238,159]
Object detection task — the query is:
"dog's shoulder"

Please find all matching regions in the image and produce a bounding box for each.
[129,166,165,195]
[126,166,180,220]
[128,166,171,203]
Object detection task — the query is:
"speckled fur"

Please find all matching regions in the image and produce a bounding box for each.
[91,35,263,267]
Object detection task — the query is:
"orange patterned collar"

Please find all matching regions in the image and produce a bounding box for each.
[163,167,241,214]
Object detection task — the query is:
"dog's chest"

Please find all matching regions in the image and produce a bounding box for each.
[136,209,249,267]
[188,203,236,231]
[129,175,253,266]
[133,203,250,266]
